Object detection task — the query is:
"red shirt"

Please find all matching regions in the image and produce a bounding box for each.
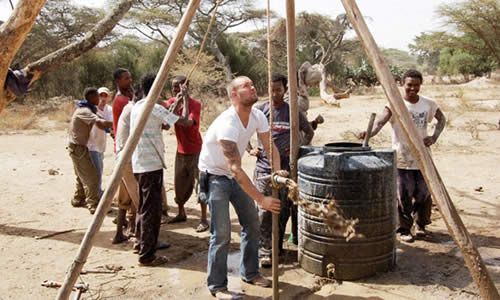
[112,93,130,152]
[165,96,203,154]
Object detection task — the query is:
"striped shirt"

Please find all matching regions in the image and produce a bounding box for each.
[130,99,179,174]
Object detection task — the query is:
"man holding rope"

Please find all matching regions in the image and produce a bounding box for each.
[165,75,209,232]
[198,76,287,298]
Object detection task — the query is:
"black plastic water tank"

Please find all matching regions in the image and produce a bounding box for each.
[297,142,396,280]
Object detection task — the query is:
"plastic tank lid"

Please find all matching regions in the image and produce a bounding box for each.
[323,142,370,153]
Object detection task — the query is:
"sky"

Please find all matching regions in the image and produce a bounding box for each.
[0,0,455,51]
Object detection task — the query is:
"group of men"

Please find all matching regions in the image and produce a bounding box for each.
[67,68,208,266]
[67,66,445,298]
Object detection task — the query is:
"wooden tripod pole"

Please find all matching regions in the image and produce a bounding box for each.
[265,0,280,299]
[56,1,201,299]
[341,1,499,299]
[286,0,299,183]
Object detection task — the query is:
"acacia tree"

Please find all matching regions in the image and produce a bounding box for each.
[410,0,499,77]
[13,0,103,67]
[125,0,267,81]
[238,12,351,75]
[438,0,499,64]
[0,0,134,112]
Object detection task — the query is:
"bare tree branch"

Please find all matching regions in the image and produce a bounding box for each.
[24,0,134,81]
[117,22,168,45]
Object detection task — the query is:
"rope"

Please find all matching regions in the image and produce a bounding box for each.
[186,0,221,80]
[168,0,221,113]
[266,0,274,174]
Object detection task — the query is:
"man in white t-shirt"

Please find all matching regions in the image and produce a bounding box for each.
[198,76,286,298]
[87,87,113,195]
[359,69,446,243]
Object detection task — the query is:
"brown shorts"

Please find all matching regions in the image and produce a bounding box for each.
[115,162,139,211]
[174,152,199,205]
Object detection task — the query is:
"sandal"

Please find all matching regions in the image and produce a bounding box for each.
[139,256,168,267]
[242,274,272,288]
[195,221,209,232]
[167,214,187,224]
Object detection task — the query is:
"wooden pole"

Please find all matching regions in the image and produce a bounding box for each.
[286,0,299,182]
[266,0,280,299]
[362,113,376,147]
[341,1,499,299]
[55,1,201,299]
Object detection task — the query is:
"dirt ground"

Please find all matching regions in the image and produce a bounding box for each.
[0,81,499,299]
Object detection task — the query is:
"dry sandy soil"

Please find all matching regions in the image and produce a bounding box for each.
[0,81,499,299]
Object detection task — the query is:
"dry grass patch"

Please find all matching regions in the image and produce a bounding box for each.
[200,96,229,131]
[46,101,75,124]
[0,106,39,131]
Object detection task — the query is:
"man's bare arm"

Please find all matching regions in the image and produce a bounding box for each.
[173,94,194,127]
[302,122,314,145]
[95,119,112,130]
[220,139,280,213]
[358,106,392,140]
[246,141,261,157]
[424,108,446,146]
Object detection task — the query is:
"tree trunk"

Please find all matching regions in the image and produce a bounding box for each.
[0,0,46,112]
[210,41,233,82]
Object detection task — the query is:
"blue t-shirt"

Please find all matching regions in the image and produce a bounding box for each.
[254,101,309,173]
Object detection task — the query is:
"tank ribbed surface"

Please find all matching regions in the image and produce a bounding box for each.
[297,142,396,280]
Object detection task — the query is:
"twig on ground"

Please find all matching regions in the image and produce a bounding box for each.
[34,229,75,240]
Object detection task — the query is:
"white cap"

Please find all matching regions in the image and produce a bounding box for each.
[97,87,111,96]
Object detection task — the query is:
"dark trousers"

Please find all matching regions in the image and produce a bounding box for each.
[290,204,298,242]
[134,169,163,263]
[397,169,432,233]
[174,152,199,205]
[254,170,292,257]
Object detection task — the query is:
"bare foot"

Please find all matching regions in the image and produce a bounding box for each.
[126,224,136,237]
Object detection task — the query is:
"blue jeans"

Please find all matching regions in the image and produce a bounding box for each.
[206,175,260,293]
[89,150,104,196]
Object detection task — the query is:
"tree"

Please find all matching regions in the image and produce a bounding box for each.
[12,0,103,67]
[409,32,448,74]
[410,0,499,77]
[0,0,133,111]
[228,12,353,91]
[125,0,267,81]
[0,0,46,112]
[439,47,494,79]
[437,0,499,64]
[217,33,266,90]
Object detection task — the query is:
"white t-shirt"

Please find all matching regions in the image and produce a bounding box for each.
[199,106,269,177]
[388,95,438,170]
[87,104,112,153]
[130,99,179,174]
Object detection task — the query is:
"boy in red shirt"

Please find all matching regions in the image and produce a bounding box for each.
[165,75,208,232]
